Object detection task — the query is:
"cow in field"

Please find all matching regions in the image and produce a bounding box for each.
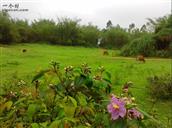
[136,55,145,63]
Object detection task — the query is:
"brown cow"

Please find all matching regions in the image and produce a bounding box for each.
[136,55,145,63]
[103,50,109,55]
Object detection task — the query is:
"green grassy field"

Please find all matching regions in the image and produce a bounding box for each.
[0,43,171,124]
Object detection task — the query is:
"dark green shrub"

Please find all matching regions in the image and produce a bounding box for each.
[147,74,172,100]
[121,34,156,56]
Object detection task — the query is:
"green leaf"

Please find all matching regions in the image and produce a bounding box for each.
[64,106,76,118]
[49,120,62,128]
[14,97,27,105]
[103,78,112,84]
[76,92,87,106]
[74,75,85,86]
[32,69,50,83]
[85,77,93,88]
[4,101,13,111]
[68,96,77,108]
[26,104,37,121]
[31,123,40,128]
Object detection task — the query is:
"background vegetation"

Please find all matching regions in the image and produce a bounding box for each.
[0,11,172,57]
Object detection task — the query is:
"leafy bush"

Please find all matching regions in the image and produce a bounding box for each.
[121,34,156,56]
[147,74,172,100]
[0,62,160,127]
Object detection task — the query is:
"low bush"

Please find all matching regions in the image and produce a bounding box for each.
[147,74,172,100]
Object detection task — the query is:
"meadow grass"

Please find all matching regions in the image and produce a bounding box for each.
[0,43,171,124]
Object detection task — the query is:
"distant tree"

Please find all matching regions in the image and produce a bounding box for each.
[31,19,57,43]
[128,23,135,33]
[146,15,172,50]
[0,11,20,44]
[101,26,129,49]
[56,17,81,45]
[106,20,113,29]
[80,24,100,46]
[13,19,31,43]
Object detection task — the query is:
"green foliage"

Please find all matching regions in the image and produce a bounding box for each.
[0,11,20,43]
[121,34,156,56]
[80,24,100,47]
[100,26,129,49]
[31,19,57,43]
[55,18,81,45]
[147,74,172,100]
[0,62,112,127]
[147,15,172,50]
[0,61,162,127]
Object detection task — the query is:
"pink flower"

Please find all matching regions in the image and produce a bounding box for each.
[128,108,143,119]
[107,95,126,120]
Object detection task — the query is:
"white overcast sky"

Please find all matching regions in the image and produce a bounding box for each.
[1,0,171,28]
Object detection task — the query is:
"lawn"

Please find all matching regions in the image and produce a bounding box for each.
[0,43,171,124]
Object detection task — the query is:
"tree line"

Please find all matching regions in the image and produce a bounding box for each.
[0,11,172,57]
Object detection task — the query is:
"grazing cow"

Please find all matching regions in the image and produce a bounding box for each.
[103,50,109,55]
[136,55,145,63]
[22,49,27,53]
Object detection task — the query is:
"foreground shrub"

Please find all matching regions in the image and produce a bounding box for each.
[147,74,172,100]
[0,62,162,127]
[121,34,156,56]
